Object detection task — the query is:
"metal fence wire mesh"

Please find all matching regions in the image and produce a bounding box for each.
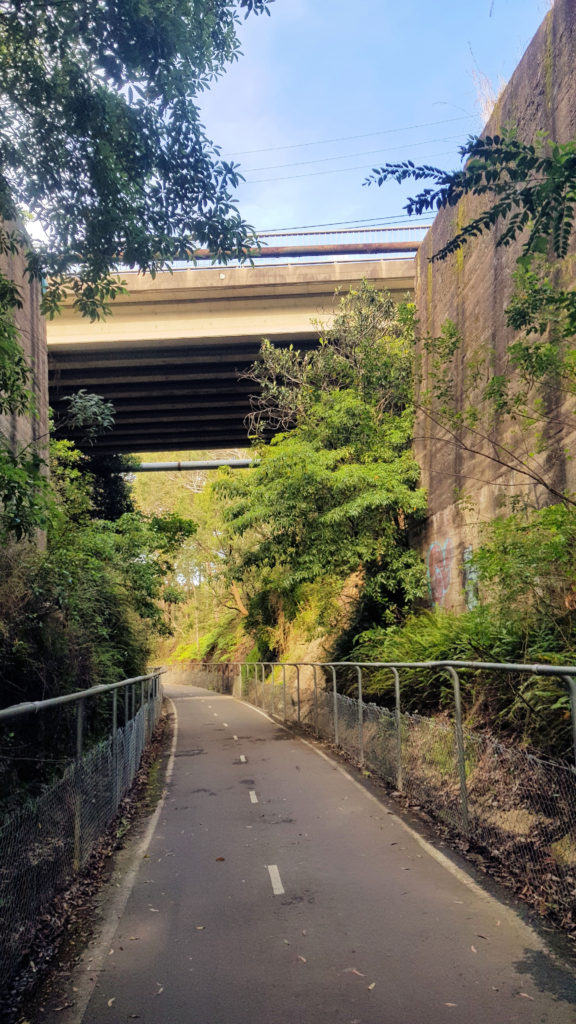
[203,663,576,929]
[0,688,162,992]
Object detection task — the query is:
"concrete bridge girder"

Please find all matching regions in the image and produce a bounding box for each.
[48,259,415,453]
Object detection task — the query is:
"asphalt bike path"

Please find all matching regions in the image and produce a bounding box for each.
[76,679,576,1023]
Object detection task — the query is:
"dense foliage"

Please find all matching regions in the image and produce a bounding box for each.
[213,284,427,658]
[0,437,196,802]
[351,503,576,756]
[0,0,273,319]
[0,0,274,545]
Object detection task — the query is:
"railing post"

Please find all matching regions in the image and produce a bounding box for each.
[74,698,85,871]
[282,664,287,721]
[356,666,364,765]
[270,664,275,715]
[260,663,265,708]
[112,689,118,738]
[112,689,119,810]
[446,667,469,832]
[313,664,319,736]
[393,668,402,792]
[296,665,301,724]
[331,666,339,747]
[563,676,576,767]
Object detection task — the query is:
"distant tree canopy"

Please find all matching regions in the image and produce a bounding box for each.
[0,0,274,319]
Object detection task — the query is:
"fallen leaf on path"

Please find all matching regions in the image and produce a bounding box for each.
[297,955,307,963]
[368,982,376,991]
[302,929,307,935]
[216,857,225,862]
[129,936,139,940]
[107,998,116,1007]
[156,985,164,996]
[519,993,534,1001]
[149,908,159,913]
[343,968,365,977]
[445,1002,457,1007]
[108,949,114,955]
[470,946,477,953]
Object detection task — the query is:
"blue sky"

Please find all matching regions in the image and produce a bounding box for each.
[200,0,552,233]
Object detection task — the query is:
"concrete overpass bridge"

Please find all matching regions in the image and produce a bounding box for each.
[47,256,415,454]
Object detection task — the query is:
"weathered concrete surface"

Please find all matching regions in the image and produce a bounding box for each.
[0,231,48,455]
[46,678,576,1024]
[414,0,576,610]
[47,259,414,452]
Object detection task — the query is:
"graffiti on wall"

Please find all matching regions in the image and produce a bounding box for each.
[462,545,479,610]
[427,539,453,607]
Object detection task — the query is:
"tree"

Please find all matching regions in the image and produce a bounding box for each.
[365,131,576,505]
[0,0,273,320]
[213,286,428,655]
[0,0,273,541]
[242,282,415,435]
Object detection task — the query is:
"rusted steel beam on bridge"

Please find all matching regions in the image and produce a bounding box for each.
[189,241,419,260]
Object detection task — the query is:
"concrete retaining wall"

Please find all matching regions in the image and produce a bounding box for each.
[414,0,576,610]
[0,232,48,457]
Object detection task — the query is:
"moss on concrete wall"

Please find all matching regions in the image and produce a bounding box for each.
[414,0,576,611]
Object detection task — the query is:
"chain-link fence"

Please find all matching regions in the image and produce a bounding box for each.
[201,660,576,930]
[0,675,163,996]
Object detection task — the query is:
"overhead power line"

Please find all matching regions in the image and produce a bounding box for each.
[255,214,433,232]
[225,113,476,157]
[246,146,460,185]
[244,133,466,173]
[257,224,431,238]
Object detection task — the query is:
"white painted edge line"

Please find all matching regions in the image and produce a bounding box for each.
[249,790,259,804]
[297,736,526,911]
[62,698,180,1024]
[267,864,285,896]
[240,754,247,763]
[236,698,547,941]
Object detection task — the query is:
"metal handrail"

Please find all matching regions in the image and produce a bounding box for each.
[204,657,576,831]
[0,669,165,721]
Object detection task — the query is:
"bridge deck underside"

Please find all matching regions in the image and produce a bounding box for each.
[49,335,318,453]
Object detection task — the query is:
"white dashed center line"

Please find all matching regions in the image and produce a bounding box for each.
[266,864,285,896]
[249,790,258,804]
[240,755,247,763]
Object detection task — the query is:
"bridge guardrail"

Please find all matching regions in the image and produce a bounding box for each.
[0,670,164,997]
